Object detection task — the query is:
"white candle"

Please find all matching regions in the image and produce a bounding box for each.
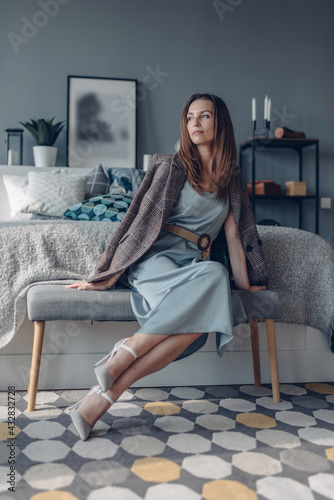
[267,98,272,122]
[264,95,268,120]
[252,98,256,121]
[8,149,19,165]
[143,154,152,172]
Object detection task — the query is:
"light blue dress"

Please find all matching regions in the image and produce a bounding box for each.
[128,180,247,358]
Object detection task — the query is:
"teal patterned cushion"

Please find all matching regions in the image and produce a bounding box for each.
[63,193,133,222]
[105,167,132,192]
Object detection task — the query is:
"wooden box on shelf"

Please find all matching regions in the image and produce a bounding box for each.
[285,181,307,196]
[247,180,282,196]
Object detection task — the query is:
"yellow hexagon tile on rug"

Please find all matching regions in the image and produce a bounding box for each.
[144,402,181,415]
[131,457,181,482]
[305,383,334,394]
[326,447,334,461]
[30,491,79,500]
[202,479,258,500]
[236,412,277,428]
[0,422,21,441]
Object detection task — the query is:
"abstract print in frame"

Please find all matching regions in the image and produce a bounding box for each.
[67,76,137,168]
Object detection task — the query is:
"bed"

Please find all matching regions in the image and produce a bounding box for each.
[1,164,333,392]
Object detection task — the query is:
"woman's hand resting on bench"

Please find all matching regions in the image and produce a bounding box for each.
[66,271,123,291]
[248,285,267,292]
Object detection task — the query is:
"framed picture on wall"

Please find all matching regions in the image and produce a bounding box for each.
[67,76,137,168]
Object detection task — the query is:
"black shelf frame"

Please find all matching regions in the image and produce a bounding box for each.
[239,138,320,234]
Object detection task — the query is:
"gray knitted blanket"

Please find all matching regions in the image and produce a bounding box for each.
[0,220,119,349]
[0,221,333,351]
[258,225,334,351]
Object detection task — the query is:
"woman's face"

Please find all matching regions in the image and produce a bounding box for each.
[186,99,215,147]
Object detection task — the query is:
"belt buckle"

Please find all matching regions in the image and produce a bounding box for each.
[197,233,211,252]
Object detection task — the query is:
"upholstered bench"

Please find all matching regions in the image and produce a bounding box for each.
[26,284,282,411]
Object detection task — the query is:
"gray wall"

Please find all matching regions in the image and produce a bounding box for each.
[0,0,333,241]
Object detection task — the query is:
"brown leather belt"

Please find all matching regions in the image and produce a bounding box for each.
[163,223,212,260]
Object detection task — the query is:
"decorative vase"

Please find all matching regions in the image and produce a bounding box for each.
[33,146,57,167]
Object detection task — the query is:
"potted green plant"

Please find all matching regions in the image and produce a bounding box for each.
[20,117,65,167]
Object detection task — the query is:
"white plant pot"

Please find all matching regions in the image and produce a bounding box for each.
[33,146,57,167]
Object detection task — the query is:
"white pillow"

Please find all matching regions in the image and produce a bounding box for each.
[21,171,89,216]
[3,175,29,217]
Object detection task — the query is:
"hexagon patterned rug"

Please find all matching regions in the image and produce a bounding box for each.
[1,383,334,499]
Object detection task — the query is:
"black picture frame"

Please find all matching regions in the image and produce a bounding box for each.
[67,75,137,168]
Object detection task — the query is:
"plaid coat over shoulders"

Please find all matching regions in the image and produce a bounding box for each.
[88,152,268,286]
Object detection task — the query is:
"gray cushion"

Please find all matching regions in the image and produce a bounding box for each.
[27,285,281,323]
[27,285,135,322]
[85,164,111,198]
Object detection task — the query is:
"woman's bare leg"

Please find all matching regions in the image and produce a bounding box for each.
[110,332,204,400]
[78,332,203,426]
[103,332,171,381]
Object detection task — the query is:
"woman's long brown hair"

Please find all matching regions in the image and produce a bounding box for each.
[179,93,237,204]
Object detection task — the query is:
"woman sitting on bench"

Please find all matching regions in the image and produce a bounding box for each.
[66,93,268,440]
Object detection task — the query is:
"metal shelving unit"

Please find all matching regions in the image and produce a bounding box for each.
[239,138,320,234]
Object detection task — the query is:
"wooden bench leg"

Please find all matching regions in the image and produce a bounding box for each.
[250,318,261,387]
[27,321,45,412]
[265,318,280,403]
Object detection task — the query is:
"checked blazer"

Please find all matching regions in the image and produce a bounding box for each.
[88,152,269,286]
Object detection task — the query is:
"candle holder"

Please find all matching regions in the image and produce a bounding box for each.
[258,120,271,138]
[261,120,268,138]
[5,128,24,165]
[251,121,267,139]
[252,120,256,137]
